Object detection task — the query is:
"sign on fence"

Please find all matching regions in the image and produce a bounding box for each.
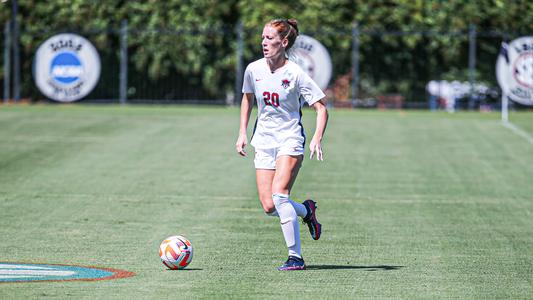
[496,36,533,106]
[34,33,101,102]
[289,35,332,91]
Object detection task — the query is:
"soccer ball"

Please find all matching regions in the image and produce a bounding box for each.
[159,235,193,269]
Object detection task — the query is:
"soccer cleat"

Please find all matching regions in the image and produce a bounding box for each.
[302,199,321,240]
[277,256,306,271]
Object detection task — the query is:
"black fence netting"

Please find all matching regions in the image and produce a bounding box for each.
[3,24,530,110]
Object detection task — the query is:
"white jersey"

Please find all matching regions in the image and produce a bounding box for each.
[242,58,325,149]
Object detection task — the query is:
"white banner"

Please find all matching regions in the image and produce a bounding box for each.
[496,36,533,106]
[290,35,332,90]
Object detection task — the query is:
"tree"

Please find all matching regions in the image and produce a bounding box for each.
[1,0,531,101]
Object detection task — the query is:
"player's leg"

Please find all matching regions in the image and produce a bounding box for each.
[272,154,307,218]
[272,154,306,270]
[254,149,278,216]
[256,169,276,215]
[275,147,321,241]
[256,156,305,218]
[272,154,302,195]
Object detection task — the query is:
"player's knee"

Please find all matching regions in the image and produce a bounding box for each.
[262,203,276,214]
[266,210,278,217]
[258,195,275,214]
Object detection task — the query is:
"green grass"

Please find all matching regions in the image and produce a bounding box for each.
[0,105,532,298]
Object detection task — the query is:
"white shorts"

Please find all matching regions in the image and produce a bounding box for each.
[254,146,304,169]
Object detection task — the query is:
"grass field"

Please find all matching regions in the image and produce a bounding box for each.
[0,105,532,298]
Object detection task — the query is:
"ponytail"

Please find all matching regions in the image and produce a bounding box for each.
[267,18,300,50]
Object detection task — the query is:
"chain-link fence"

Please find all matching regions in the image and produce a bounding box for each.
[2,21,529,110]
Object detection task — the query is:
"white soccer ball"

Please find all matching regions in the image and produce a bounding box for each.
[159,235,193,270]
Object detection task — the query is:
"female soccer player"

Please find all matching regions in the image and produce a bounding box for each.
[235,18,328,271]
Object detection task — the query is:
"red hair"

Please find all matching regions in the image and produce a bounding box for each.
[266,19,299,50]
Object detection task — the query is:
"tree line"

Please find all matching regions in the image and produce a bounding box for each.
[1,0,532,101]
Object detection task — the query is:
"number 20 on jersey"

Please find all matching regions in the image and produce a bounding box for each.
[263,92,280,107]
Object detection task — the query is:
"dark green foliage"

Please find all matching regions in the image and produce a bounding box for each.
[0,0,532,100]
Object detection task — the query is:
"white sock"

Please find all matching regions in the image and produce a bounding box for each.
[290,200,308,219]
[273,193,302,259]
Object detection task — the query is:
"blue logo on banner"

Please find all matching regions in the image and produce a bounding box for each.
[35,33,101,102]
[50,52,83,84]
[0,263,134,283]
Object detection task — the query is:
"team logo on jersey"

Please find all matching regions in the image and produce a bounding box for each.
[281,79,291,89]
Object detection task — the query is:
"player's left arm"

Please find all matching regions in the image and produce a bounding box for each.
[309,99,328,161]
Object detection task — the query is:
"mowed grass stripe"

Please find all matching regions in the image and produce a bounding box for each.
[0,105,531,298]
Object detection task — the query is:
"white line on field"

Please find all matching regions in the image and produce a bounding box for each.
[0,193,252,201]
[502,121,533,145]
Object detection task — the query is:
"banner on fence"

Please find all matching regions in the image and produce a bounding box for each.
[496,36,533,106]
[34,33,101,102]
[289,35,332,91]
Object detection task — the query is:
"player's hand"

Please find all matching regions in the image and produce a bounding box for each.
[309,138,323,161]
[235,134,248,157]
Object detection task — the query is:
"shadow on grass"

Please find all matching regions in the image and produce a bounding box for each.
[166,268,203,271]
[306,265,403,271]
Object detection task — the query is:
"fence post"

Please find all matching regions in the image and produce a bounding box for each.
[351,23,360,108]
[119,19,128,105]
[501,93,509,123]
[468,24,477,108]
[12,0,20,102]
[234,20,244,106]
[3,21,11,104]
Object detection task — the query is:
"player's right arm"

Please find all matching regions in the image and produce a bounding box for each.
[236,92,254,157]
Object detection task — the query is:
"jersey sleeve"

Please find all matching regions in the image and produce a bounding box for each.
[298,70,326,106]
[242,65,254,94]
